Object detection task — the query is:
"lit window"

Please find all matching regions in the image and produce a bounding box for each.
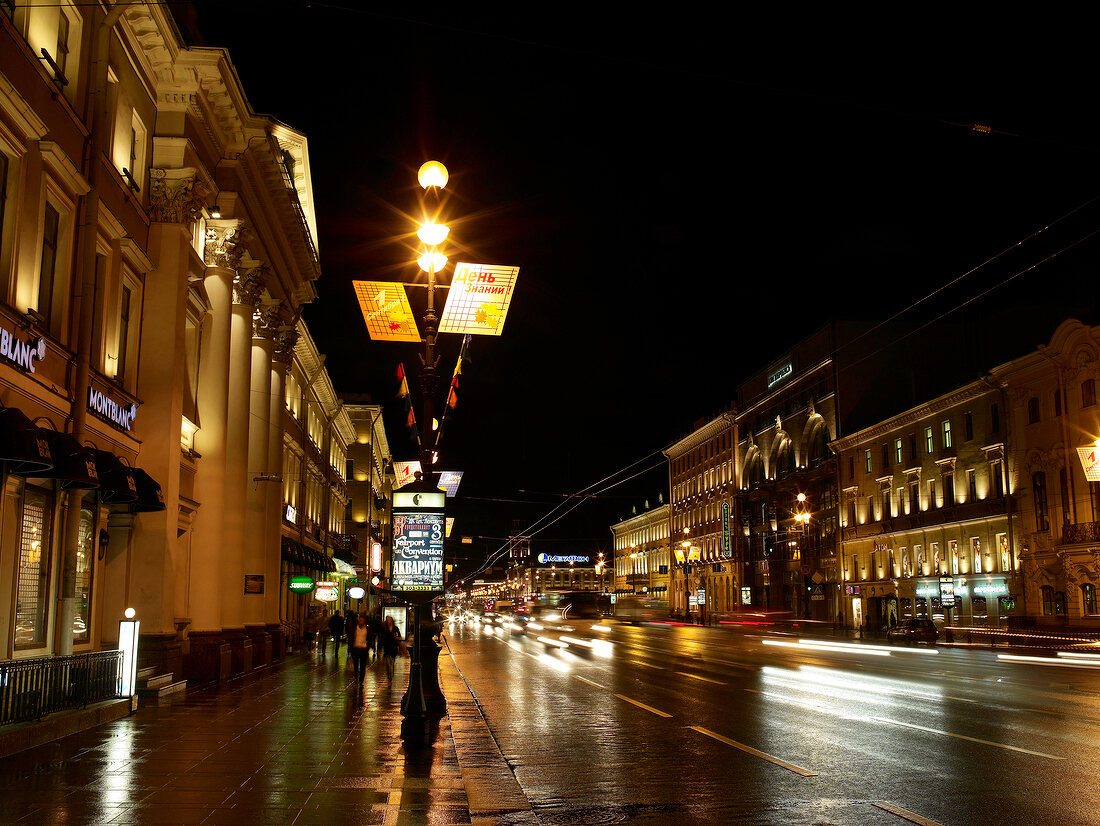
[925,427,934,453]
[894,439,902,465]
[942,420,953,449]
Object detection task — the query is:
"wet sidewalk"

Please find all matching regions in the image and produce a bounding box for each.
[0,641,534,826]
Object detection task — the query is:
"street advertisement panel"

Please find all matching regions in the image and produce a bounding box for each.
[438,470,464,497]
[1078,443,1100,482]
[392,489,446,594]
[438,263,519,336]
[392,461,422,489]
[352,281,421,341]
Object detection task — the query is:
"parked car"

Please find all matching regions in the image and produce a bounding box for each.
[887,618,939,645]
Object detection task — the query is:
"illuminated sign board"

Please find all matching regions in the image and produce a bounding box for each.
[438,263,520,336]
[536,553,590,565]
[370,542,382,572]
[288,576,315,593]
[939,575,956,608]
[88,387,137,431]
[392,461,422,489]
[446,516,455,538]
[438,470,464,497]
[348,586,366,599]
[1,329,45,373]
[285,504,297,523]
[352,281,421,342]
[721,502,731,557]
[767,362,793,388]
[1078,444,1100,482]
[392,487,446,595]
[314,581,338,602]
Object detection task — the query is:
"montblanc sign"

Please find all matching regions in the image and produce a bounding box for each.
[0,327,45,373]
[87,387,137,431]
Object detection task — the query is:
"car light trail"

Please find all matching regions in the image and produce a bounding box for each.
[526,622,544,630]
[592,625,611,632]
[559,636,591,647]
[998,654,1100,669]
[537,636,568,649]
[792,637,937,656]
[763,639,890,657]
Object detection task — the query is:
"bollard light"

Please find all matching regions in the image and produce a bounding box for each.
[118,608,140,701]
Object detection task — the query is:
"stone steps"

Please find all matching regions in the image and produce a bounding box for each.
[136,665,187,699]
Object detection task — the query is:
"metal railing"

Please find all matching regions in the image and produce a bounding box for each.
[0,650,124,726]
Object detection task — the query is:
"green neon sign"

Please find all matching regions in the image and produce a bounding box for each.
[288,576,315,593]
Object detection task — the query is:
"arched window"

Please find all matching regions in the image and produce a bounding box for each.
[1041,585,1054,616]
[808,423,828,466]
[747,454,764,487]
[1054,591,1067,616]
[776,440,795,477]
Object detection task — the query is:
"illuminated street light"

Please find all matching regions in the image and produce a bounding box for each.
[417,221,450,246]
[418,160,449,189]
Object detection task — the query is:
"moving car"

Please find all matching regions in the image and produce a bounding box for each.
[887,618,939,645]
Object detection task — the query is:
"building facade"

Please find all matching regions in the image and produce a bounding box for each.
[611,503,670,601]
[991,319,1100,630]
[344,400,393,617]
[0,4,348,688]
[665,412,739,620]
[832,380,1019,632]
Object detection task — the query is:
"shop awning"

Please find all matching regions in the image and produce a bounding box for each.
[0,407,53,474]
[34,429,99,489]
[129,467,166,512]
[91,450,138,504]
[333,557,356,577]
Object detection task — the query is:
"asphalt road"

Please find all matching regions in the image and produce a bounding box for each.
[443,615,1100,826]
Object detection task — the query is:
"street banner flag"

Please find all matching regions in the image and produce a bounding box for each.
[436,335,472,447]
[395,364,420,449]
[438,263,519,336]
[353,280,421,341]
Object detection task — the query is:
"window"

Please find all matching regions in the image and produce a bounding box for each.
[1084,379,1097,408]
[928,479,937,509]
[1084,583,1097,616]
[964,412,973,441]
[882,444,890,469]
[882,489,891,519]
[894,439,903,465]
[1041,585,1054,616]
[38,203,60,330]
[15,485,54,649]
[967,469,977,503]
[74,507,94,643]
[991,403,1000,434]
[949,540,959,575]
[56,10,71,81]
[1027,397,1040,424]
[0,152,8,249]
[1054,390,1062,418]
[942,420,953,449]
[1033,471,1050,532]
[991,460,1004,498]
[117,285,132,383]
[925,426,934,454]
[1055,591,1067,616]
[909,482,918,514]
[971,537,982,574]
[865,449,872,473]
[943,472,954,507]
[998,534,1010,572]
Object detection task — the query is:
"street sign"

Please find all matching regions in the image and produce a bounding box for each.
[288,576,314,593]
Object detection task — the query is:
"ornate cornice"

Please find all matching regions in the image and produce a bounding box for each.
[149,167,207,224]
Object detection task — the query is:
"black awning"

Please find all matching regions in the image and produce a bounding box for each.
[130,467,165,512]
[91,450,138,504]
[0,407,53,475]
[34,429,99,489]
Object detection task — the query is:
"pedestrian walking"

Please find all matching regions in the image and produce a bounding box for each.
[381,615,402,681]
[317,609,330,659]
[328,609,344,659]
[349,613,370,686]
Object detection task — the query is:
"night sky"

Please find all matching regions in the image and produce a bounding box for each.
[184,5,1100,563]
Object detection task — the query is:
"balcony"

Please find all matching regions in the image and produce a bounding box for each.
[1062,521,1100,545]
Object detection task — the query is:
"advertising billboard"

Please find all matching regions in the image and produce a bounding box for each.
[391,489,446,594]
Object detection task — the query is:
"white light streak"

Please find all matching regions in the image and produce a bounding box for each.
[763,639,890,657]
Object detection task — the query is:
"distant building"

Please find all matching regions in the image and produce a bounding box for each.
[343,400,393,617]
[610,503,671,601]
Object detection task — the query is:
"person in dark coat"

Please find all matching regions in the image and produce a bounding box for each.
[380,615,402,681]
[328,610,344,659]
[345,610,357,652]
[349,613,370,686]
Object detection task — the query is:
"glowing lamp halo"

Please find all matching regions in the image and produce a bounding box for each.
[418,251,448,273]
[418,160,449,189]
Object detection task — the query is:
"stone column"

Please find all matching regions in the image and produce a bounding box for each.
[265,321,297,654]
[221,265,265,674]
[184,220,244,683]
[131,169,206,682]
[245,299,276,663]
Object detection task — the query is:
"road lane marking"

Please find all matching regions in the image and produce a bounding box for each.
[627,659,664,669]
[871,716,1065,760]
[614,694,673,718]
[675,671,727,685]
[574,675,607,690]
[872,801,945,826]
[688,726,817,776]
